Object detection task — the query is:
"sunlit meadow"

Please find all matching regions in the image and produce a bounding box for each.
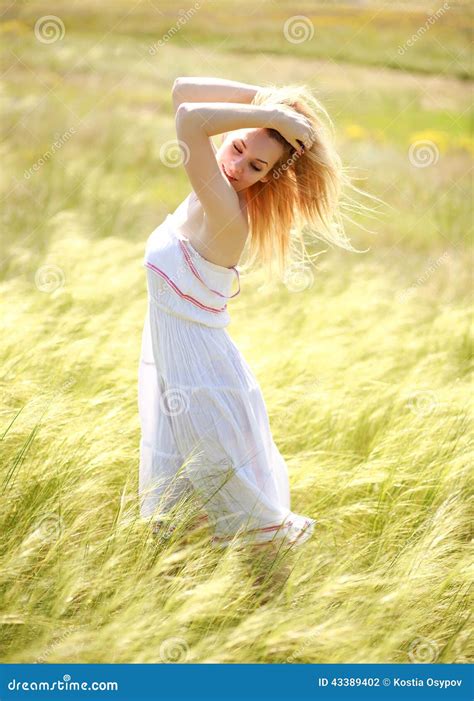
[0,1,472,665]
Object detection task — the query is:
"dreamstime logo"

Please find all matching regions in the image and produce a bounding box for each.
[159,636,189,662]
[287,626,323,663]
[148,262,188,298]
[160,388,190,416]
[35,627,81,664]
[312,377,330,401]
[397,2,450,55]
[42,375,77,402]
[283,15,314,44]
[159,139,190,167]
[282,261,314,292]
[35,513,63,542]
[35,263,65,293]
[24,127,76,179]
[395,286,416,304]
[406,389,438,416]
[148,2,201,54]
[408,636,440,663]
[7,675,118,691]
[59,376,76,393]
[396,250,450,303]
[408,139,439,168]
[273,149,302,180]
[34,15,65,44]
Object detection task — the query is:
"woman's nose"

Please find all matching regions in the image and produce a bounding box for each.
[230,161,243,177]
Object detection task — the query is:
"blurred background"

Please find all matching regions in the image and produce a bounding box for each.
[0,1,472,665]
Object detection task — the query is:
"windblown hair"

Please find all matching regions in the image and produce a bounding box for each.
[241,83,385,280]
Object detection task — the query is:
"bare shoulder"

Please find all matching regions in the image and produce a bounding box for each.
[192,193,249,269]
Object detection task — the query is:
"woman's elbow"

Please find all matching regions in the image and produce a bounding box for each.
[175,102,190,119]
[173,77,193,95]
[175,102,194,131]
[172,77,183,94]
[173,79,188,114]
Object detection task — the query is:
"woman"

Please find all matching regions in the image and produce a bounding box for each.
[138,77,364,550]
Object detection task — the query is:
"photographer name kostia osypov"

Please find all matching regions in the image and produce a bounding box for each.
[317,677,463,689]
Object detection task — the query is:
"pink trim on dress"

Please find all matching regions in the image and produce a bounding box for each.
[144,261,228,314]
[211,519,295,543]
[211,518,314,547]
[179,240,241,299]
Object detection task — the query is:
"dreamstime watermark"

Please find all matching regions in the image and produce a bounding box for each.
[397,2,450,55]
[58,375,77,393]
[34,15,65,43]
[282,261,314,292]
[34,263,66,292]
[408,139,440,168]
[272,149,302,180]
[311,377,331,402]
[272,125,316,180]
[396,250,450,303]
[24,127,76,179]
[8,675,118,692]
[159,636,190,662]
[148,3,201,55]
[34,627,83,664]
[42,375,77,399]
[155,340,244,421]
[160,387,191,417]
[159,138,191,167]
[148,260,188,297]
[405,389,438,417]
[408,636,440,663]
[287,625,323,663]
[283,15,314,44]
[29,513,63,543]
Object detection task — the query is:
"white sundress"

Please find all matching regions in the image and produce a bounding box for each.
[137,199,316,549]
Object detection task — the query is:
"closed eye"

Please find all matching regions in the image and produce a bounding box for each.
[233,143,262,172]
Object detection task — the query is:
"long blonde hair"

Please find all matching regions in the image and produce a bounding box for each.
[241,83,385,280]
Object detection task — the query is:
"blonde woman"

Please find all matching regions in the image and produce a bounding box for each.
[138,76,365,550]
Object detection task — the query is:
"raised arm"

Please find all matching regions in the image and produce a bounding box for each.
[172,76,262,115]
[175,100,280,241]
[172,77,263,159]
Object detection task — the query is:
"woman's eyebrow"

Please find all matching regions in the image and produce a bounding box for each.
[239,138,268,165]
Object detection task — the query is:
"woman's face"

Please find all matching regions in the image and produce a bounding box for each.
[216,128,284,192]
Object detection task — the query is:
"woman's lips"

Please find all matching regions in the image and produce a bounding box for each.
[222,164,237,182]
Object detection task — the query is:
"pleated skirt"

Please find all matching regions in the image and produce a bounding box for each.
[138,301,316,549]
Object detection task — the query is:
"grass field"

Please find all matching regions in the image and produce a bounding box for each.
[0,0,472,665]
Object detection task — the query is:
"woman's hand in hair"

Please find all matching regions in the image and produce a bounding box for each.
[271,104,316,154]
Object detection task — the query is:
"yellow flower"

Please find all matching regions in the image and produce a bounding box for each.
[344,124,368,141]
[409,130,449,154]
[453,137,474,156]
[0,20,30,35]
